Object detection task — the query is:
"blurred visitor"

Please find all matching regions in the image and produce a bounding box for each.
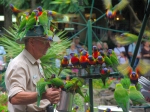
[114,44,125,59]
[96,41,103,50]
[103,42,109,54]
[73,36,82,54]
[0,46,6,71]
[119,51,128,64]
[128,42,141,69]
[141,41,150,79]
[68,43,78,76]
[67,42,78,59]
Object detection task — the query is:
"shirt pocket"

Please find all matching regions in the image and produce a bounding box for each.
[32,75,41,86]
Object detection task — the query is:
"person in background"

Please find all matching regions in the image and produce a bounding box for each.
[103,42,109,54]
[0,46,6,71]
[96,41,103,50]
[141,41,150,79]
[73,36,82,54]
[114,43,125,59]
[68,42,78,59]
[68,43,78,76]
[92,41,97,47]
[128,42,141,70]
[119,51,128,64]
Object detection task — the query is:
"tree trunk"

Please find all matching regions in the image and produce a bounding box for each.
[3,6,12,30]
[78,12,86,44]
[31,0,36,10]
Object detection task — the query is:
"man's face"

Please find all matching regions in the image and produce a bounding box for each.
[33,37,51,58]
[74,38,80,44]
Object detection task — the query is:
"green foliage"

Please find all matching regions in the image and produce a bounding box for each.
[0,0,29,8]
[0,93,8,105]
[120,77,131,89]
[41,0,89,13]
[93,78,114,89]
[73,93,84,112]
[0,24,71,78]
[84,92,89,103]
[0,92,8,112]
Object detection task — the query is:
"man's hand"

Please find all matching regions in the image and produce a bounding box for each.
[44,88,61,104]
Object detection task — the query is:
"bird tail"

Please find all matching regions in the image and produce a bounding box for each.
[37,95,42,107]
[58,67,63,76]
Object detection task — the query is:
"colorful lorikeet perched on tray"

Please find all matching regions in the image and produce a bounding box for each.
[129,85,148,106]
[114,83,130,112]
[100,67,110,86]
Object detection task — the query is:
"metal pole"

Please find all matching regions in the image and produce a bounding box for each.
[87,19,93,112]
[131,1,150,68]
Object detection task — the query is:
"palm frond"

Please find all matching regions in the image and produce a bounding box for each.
[0,24,71,79]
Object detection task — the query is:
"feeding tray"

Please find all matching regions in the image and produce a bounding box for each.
[97,105,132,112]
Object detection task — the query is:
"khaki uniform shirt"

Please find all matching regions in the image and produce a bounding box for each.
[5,49,50,112]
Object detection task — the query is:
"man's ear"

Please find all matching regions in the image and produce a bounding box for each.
[28,38,34,46]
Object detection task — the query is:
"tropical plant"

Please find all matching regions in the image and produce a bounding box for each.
[41,0,89,13]
[0,92,8,112]
[0,24,71,79]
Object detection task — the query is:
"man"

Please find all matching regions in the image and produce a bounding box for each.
[5,25,61,112]
[128,42,141,69]
[73,36,82,54]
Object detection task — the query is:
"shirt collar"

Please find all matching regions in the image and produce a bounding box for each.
[22,49,41,64]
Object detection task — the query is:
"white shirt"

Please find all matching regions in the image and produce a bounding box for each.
[114,47,125,59]
[5,49,49,112]
[119,57,127,64]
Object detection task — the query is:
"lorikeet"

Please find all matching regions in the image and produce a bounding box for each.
[88,55,97,65]
[129,72,139,85]
[37,6,43,16]
[117,60,150,80]
[17,13,29,36]
[114,83,130,112]
[97,56,105,65]
[70,53,79,67]
[36,78,51,106]
[129,85,148,106]
[39,10,49,35]
[62,56,69,66]
[92,46,100,59]
[22,11,37,38]
[104,108,111,112]
[100,68,110,86]
[10,4,22,16]
[115,33,138,46]
[107,49,119,67]
[79,50,89,68]
[10,4,31,24]
[79,51,90,74]
[48,77,64,89]
[58,56,69,76]
[103,53,113,67]
[103,0,129,24]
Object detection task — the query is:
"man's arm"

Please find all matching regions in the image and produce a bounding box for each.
[10,88,61,105]
[10,91,38,105]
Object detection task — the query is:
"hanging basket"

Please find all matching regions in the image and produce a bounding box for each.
[56,90,74,112]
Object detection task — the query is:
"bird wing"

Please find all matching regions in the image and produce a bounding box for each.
[103,0,112,10]
[115,33,138,46]
[135,60,150,76]
[113,0,129,12]
[117,61,132,77]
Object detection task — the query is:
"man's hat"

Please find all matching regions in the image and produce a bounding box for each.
[16,25,53,44]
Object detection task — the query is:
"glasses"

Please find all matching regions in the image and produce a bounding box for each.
[35,39,51,45]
